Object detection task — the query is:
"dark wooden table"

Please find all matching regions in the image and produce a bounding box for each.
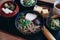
[0,30,27,40]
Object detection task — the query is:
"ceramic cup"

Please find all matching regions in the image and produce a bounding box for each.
[54,1,60,15]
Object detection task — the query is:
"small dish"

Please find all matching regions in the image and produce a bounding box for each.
[20,0,37,7]
[0,1,19,18]
[46,15,60,31]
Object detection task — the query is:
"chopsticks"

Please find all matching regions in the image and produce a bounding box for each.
[51,15,60,19]
[42,26,56,40]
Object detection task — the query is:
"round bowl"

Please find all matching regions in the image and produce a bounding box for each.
[20,0,37,7]
[0,1,19,18]
[46,16,60,31]
[15,10,43,35]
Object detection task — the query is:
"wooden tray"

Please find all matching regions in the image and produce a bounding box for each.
[0,0,60,40]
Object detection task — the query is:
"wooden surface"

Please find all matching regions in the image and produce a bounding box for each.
[42,26,56,40]
[39,0,55,3]
[0,31,27,40]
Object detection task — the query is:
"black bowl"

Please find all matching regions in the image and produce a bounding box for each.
[15,10,43,35]
[46,16,60,31]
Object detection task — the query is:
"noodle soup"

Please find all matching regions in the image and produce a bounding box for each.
[15,11,43,35]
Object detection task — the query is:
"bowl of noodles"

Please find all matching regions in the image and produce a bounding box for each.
[15,10,43,35]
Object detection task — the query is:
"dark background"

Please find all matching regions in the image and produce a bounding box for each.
[0,0,60,40]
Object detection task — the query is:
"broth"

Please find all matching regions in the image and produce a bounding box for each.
[56,4,60,9]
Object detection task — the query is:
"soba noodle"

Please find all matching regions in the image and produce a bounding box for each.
[17,13,41,34]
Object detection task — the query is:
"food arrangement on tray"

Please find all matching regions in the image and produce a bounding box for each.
[0,0,60,40]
